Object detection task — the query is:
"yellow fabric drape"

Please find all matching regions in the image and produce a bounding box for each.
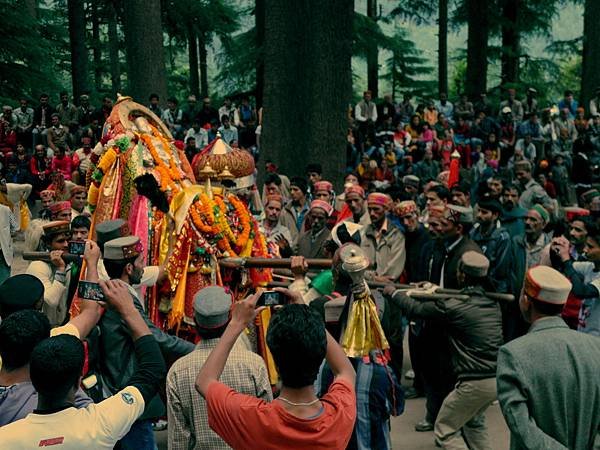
[341,288,390,358]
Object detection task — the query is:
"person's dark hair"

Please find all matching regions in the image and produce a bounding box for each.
[71,215,91,231]
[290,176,308,195]
[306,163,322,175]
[196,323,228,340]
[60,91,68,97]
[149,93,159,101]
[265,172,282,186]
[0,310,50,371]
[429,184,451,202]
[30,335,84,401]
[450,181,471,195]
[528,296,564,316]
[502,183,522,195]
[40,93,49,99]
[185,136,196,145]
[586,222,600,246]
[220,114,230,123]
[104,257,137,279]
[167,97,178,104]
[266,304,327,388]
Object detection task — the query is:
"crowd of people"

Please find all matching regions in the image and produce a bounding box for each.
[0,86,598,450]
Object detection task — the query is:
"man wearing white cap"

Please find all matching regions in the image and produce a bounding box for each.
[497,266,600,450]
[167,286,271,450]
[294,200,332,259]
[386,252,503,449]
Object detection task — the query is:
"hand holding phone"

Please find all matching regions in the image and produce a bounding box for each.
[256,290,284,308]
[69,241,86,256]
[78,281,105,302]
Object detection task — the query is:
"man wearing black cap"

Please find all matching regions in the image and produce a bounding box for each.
[166,286,271,449]
[280,177,309,241]
[470,197,512,293]
[0,274,45,319]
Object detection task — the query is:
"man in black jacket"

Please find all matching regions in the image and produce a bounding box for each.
[86,236,194,450]
[385,251,503,449]
[412,204,483,432]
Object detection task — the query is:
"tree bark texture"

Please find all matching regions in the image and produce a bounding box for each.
[500,0,520,84]
[107,0,121,95]
[581,0,600,110]
[262,0,353,183]
[255,0,265,108]
[92,1,103,92]
[366,0,379,98]
[198,33,209,98]
[465,0,489,98]
[438,0,448,95]
[188,26,200,98]
[67,0,89,101]
[122,0,167,105]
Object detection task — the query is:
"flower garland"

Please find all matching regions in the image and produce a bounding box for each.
[227,194,252,252]
[138,130,181,194]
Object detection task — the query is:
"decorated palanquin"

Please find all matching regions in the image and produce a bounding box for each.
[75,95,277,379]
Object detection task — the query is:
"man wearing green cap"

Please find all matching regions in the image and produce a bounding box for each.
[510,205,551,340]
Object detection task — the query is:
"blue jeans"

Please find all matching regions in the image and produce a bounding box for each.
[118,419,157,450]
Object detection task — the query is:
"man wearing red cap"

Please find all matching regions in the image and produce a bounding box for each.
[342,185,370,226]
[295,200,332,259]
[360,192,405,282]
[497,266,600,450]
[313,180,338,228]
[49,200,72,222]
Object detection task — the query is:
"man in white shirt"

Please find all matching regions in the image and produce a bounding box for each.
[355,90,377,149]
[218,114,238,145]
[0,279,166,450]
[185,120,209,149]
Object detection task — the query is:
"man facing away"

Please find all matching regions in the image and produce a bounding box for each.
[167,286,272,450]
[195,289,357,449]
[497,266,600,450]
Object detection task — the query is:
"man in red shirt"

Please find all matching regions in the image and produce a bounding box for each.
[195,289,356,450]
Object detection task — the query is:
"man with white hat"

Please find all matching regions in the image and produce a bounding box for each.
[94,236,194,450]
[166,286,271,450]
[385,251,503,449]
[497,266,600,450]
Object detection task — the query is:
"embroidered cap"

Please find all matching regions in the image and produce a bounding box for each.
[95,219,129,247]
[103,236,143,261]
[40,190,55,202]
[310,199,333,216]
[395,200,418,217]
[345,185,365,198]
[367,192,392,208]
[42,220,70,237]
[48,201,71,217]
[313,181,333,193]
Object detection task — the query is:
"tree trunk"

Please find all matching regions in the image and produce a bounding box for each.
[262,0,352,183]
[255,0,265,108]
[465,0,489,99]
[122,0,167,105]
[107,0,121,95]
[581,0,600,111]
[198,33,208,98]
[188,26,200,98]
[366,0,378,98]
[92,1,103,92]
[438,0,448,96]
[67,0,89,101]
[500,0,520,85]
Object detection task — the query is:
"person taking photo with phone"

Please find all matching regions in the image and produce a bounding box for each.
[195,288,357,449]
[0,279,166,449]
[85,235,194,450]
[166,286,272,449]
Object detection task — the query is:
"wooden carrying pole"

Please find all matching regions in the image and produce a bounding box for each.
[23,251,82,264]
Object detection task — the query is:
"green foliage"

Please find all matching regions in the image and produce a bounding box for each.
[380,28,436,98]
[214,27,258,96]
[0,0,69,104]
